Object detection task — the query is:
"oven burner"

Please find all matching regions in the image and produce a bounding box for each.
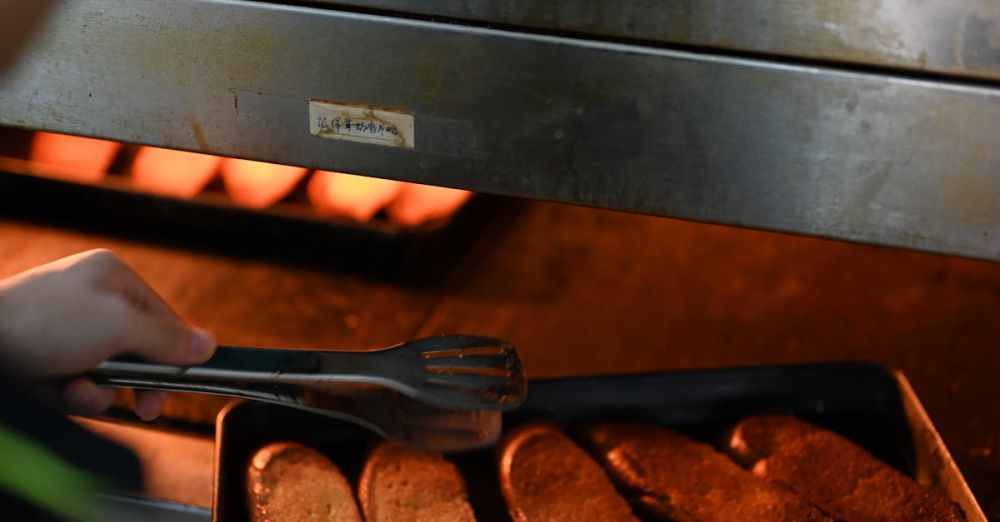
[24,130,472,228]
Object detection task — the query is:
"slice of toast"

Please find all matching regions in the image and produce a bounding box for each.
[499,422,637,522]
[358,441,476,522]
[726,415,965,522]
[582,422,829,521]
[247,442,361,522]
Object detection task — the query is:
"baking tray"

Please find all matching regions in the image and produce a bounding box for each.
[213,363,987,521]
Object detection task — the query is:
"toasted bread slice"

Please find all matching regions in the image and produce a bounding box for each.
[582,422,830,521]
[358,441,476,522]
[727,415,965,521]
[499,422,637,522]
[247,442,361,522]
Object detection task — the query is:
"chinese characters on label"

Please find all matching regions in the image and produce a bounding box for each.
[308,100,415,149]
[315,115,400,141]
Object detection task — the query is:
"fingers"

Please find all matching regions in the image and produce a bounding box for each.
[59,248,179,321]
[118,309,217,365]
[62,380,165,421]
[133,390,166,421]
[82,251,216,365]
[62,378,115,416]
[96,252,183,320]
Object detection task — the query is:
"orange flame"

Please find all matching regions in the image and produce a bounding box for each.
[308,171,403,223]
[131,147,221,198]
[29,132,120,183]
[219,158,308,209]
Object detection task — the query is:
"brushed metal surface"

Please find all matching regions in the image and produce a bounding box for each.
[320,0,1000,82]
[0,0,997,259]
[96,495,210,522]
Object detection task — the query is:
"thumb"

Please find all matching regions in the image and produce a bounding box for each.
[117,309,216,365]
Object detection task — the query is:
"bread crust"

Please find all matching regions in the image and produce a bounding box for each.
[726,415,965,522]
[247,442,362,522]
[582,422,830,521]
[358,441,476,522]
[499,422,638,522]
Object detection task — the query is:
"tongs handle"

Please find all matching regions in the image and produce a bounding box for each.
[94,345,322,381]
[91,374,299,401]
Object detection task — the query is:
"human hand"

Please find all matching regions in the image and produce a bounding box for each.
[0,249,216,420]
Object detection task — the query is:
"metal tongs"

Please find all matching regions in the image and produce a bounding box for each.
[90,335,526,452]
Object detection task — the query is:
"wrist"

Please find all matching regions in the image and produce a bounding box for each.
[0,280,26,365]
[0,283,14,358]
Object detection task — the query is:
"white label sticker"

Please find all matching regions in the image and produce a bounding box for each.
[309,100,414,149]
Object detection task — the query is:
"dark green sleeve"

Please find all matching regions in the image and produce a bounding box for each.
[0,375,142,521]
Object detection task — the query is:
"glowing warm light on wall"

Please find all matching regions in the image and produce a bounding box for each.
[219,158,308,210]
[23,132,471,226]
[308,171,403,223]
[30,132,120,183]
[388,183,473,227]
[131,147,221,198]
